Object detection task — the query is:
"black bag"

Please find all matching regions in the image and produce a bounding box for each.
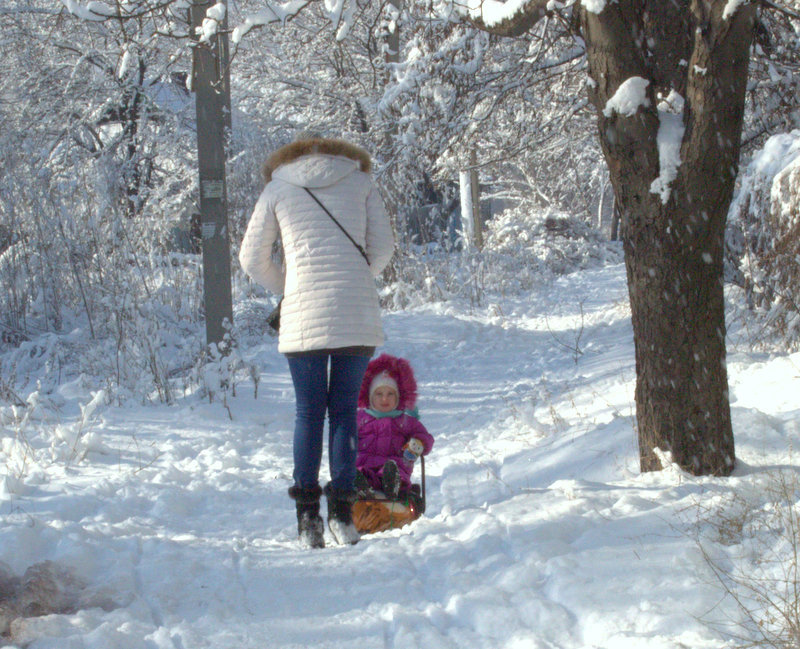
[267,298,282,333]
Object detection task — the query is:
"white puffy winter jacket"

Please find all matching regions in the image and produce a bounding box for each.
[239,138,395,354]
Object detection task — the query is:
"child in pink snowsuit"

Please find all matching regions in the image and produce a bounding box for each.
[356,354,434,499]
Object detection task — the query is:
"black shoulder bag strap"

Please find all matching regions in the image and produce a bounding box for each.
[304,187,370,265]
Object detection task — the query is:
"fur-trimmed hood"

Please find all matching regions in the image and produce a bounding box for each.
[262,137,371,184]
[358,354,418,410]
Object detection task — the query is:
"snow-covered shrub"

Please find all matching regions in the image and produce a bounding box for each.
[382,204,622,309]
[190,331,259,413]
[697,469,800,649]
[232,296,279,343]
[0,381,111,494]
[483,206,622,283]
[728,131,800,348]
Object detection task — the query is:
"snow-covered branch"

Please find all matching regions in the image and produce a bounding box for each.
[457,0,550,37]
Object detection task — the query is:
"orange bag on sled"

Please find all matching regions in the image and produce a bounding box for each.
[352,457,427,534]
[352,497,419,533]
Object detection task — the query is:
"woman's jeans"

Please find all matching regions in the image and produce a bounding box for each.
[287,353,370,492]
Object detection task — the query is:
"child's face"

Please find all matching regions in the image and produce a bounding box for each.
[371,386,399,413]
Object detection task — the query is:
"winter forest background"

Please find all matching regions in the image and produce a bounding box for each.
[1,0,799,397]
[1,1,800,648]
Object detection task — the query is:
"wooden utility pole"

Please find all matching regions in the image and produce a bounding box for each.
[190,1,233,347]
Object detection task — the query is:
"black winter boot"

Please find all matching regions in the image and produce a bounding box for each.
[324,483,360,545]
[354,470,373,498]
[288,485,325,549]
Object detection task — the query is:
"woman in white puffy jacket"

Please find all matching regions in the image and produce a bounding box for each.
[239,134,394,548]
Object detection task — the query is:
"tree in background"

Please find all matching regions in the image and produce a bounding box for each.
[385,9,603,224]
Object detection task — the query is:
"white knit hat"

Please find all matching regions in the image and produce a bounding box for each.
[369,371,398,400]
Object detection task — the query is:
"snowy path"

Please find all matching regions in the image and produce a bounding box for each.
[3,263,799,649]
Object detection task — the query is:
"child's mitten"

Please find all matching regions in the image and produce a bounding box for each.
[402,438,425,465]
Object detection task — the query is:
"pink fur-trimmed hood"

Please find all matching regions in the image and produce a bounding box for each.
[358,354,418,410]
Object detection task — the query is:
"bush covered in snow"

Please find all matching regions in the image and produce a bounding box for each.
[728,131,800,349]
[382,205,623,310]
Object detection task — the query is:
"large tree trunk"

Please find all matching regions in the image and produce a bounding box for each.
[473,0,756,475]
[579,1,756,475]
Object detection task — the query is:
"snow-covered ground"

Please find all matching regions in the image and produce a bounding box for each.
[2,262,799,649]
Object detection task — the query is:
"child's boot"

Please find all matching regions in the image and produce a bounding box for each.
[288,485,325,549]
[324,483,360,545]
[381,460,401,500]
[354,470,373,498]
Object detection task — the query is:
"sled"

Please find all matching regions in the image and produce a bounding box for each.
[352,457,427,534]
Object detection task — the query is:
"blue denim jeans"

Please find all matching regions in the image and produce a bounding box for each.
[287,353,371,492]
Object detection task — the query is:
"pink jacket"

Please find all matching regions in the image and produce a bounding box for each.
[356,410,433,489]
